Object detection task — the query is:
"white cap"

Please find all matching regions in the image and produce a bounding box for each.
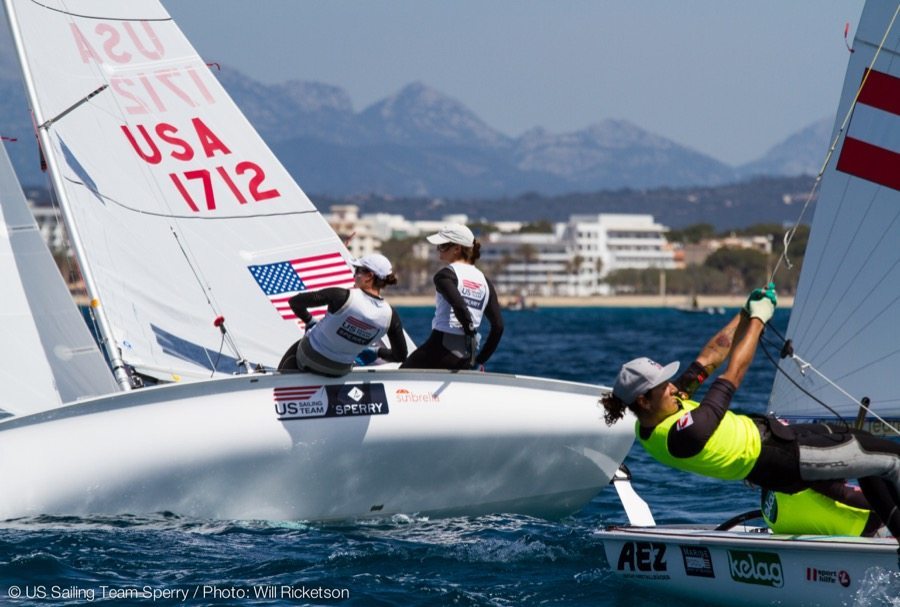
[612,357,680,405]
[426,223,475,247]
[351,253,393,279]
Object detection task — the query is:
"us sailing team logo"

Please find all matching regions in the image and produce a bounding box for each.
[274,384,389,420]
[337,315,378,344]
[460,278,486,309]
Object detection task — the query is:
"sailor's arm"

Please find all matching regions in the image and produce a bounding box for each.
[718,315,766,390]
[675,312,745,398]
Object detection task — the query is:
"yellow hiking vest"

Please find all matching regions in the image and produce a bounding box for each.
[761,488,870,536]
[637,399,761,480]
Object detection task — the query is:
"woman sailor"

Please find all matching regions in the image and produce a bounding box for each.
[401,223,503,370]
[601,285,900,552]
[278,253,407,376]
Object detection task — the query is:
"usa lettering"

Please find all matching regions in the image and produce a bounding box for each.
[616,541,667,572]
[121,117,280,211]
[71,21,165,64]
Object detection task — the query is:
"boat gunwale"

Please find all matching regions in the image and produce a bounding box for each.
[0,367,616,432]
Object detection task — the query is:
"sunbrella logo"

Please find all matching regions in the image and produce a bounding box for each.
[727,550,783,588]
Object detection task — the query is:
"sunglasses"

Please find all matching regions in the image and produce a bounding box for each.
[354,267,373,276]
[437,243,457,252]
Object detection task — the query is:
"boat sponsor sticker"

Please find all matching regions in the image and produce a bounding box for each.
[680,545,715,578]
[274,383,389,420]
[727,550,783,588]
[394,388,441,404]
[805,567,851,588]
[615,541,669,580]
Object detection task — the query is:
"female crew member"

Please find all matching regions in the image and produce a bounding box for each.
[401,223,503,370]
[278,253,407,376]
[601,286,900,550]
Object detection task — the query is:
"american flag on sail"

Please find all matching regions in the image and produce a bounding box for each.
[836,68,900,191]
[248,252,355,322]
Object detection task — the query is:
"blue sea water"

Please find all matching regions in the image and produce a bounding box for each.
[1,308,892,606]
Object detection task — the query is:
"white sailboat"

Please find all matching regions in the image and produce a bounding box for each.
[598,1,900,604]
[0,0,634,521]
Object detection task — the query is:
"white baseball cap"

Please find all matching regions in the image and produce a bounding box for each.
[426,223,475,247]
[351,253,393,279]
[612,357,680,405]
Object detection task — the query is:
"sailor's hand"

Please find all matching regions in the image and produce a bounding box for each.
[354,348,378,366]
[746,284,776,324]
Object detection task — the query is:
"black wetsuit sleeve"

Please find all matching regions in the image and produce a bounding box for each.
[433,268,475,334]
[674,361,710,399]
[288,288,350,323]
[666,377,737,458]
[475,278,504,365]
[377,309,408,363]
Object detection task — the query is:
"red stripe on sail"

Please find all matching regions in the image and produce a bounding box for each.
[836,137,900,191]
[858,69,900,116]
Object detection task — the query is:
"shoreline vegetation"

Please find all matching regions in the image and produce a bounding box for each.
[389,294,794,308]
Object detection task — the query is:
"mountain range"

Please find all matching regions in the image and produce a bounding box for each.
[0,32,830,198]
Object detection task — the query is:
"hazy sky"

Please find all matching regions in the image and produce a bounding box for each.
[164,1,865,166]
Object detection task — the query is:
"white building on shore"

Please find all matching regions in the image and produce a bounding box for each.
[481,214,676,296]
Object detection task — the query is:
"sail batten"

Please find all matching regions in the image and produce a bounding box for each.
[770,1,900,428]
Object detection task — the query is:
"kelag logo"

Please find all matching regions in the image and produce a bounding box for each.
[727,550,783,587]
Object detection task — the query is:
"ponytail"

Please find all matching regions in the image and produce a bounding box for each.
[461,240,481,264]
[373,273,398,289]
[601,392,633,426]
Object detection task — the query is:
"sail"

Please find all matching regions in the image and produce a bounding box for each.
[2,0,355,380]
[769,2,900,425]
[0,140,117,414]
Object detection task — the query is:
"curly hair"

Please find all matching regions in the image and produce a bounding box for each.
[601,392,633,426]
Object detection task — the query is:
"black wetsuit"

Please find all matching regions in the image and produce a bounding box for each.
[644,361,900,541]
[277,288,407,370]
[401,267,504,370]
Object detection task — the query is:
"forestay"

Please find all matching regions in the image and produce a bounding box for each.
[769,2,900,429]
[0,140,116,414]
[3,0,353,381]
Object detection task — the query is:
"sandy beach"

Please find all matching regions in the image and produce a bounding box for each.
[390,294,793,308]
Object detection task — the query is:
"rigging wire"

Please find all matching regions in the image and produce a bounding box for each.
[170,228,251,374]
[763,5,900,436]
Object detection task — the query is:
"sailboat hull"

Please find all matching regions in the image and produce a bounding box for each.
[0,368,632,521]
[598,525,897,606]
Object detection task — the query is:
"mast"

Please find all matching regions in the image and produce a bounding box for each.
[3,0,132,390]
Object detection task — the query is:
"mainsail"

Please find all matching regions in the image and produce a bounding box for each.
[769,2,900,429]
[3,0,354,382]
[0,139,116,413]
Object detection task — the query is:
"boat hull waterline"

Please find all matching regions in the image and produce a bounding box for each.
[0,368,633,521]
